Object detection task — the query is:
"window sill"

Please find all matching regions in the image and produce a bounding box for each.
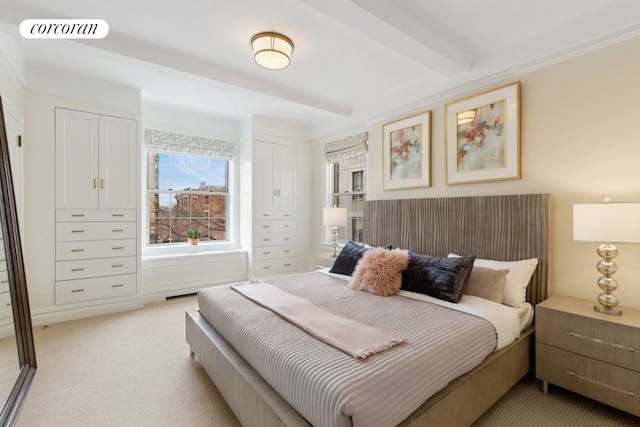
[142,242,244,261]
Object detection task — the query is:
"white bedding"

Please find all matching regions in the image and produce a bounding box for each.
[318,267,529,350]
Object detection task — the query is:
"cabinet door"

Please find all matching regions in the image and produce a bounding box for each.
[55,109,99,209]
[276,144,296,211]
[254,141,276,211]
[99,115,137,209]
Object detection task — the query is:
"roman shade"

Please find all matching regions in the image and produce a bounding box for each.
[323,132,368,163]
[145,129,235,160]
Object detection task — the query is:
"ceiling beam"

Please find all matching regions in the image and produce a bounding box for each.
[298,0,471,77]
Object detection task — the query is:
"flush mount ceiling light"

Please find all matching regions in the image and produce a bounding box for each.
[457,110,476,125]
[251,32,293,70]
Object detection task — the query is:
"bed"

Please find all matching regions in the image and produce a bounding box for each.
[186,194,550,427]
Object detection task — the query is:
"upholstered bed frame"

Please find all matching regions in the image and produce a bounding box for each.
[186,193,550,427]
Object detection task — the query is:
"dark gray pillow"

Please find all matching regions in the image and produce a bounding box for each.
[329,241,370,276]
[401,252,476,303]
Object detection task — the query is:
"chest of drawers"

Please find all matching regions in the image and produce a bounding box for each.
[536,295,640,416]
[253,211,298,277]
[55,209,137,305]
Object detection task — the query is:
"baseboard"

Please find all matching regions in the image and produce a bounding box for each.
[30,298,143,326]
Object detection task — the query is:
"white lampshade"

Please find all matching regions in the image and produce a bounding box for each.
[251,32,293,70]
[573,202,640,243]
[323,207,347,227]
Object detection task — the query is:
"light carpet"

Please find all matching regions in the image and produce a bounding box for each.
[14,295,640,426]
[16,295,240,427]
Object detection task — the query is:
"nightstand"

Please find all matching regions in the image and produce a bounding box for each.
[308,253,336,270]
[535,295,640,416]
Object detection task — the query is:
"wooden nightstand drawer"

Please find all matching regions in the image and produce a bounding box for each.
[537,308,640,371]
[537,343,640,416]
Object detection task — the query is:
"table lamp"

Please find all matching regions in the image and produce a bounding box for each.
[573,199,640,315]
[323,206,347,258]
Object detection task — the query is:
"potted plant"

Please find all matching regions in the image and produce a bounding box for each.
[187,230,200,245]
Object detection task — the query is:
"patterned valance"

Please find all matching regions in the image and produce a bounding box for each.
[323,132,368,164]
[145,129,234,160]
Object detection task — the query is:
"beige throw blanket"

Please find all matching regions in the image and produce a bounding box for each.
[231,280,405,361]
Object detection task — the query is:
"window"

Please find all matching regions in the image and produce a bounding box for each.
[147,152,228,245]
[332,154,366,243]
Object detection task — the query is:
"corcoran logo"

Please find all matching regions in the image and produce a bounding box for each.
[19,19,109,39]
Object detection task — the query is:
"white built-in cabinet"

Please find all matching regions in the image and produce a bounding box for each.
[254,141,296,211]
[252,140,299,277]
[55,109,136,210]
[54,108,138,305]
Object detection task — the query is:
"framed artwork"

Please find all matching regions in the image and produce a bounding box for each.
[382,110,430,190]
[445,81,520,185]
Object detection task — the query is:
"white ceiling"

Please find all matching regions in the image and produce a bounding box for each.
[1,0,639,139]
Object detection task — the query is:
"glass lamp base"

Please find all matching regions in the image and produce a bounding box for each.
[594,305,622,315]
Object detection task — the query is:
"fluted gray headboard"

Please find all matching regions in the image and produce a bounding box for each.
[363,194,550,306]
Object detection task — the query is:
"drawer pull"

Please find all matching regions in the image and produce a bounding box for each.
[112,264,124,268]
[284,263,291,267]
[5,303,10,307]
[112,246,124,250]
[565,370,638,398]
[71,268,85,272]
[284,214,291,217]
[263,251,271,255]
[284,224,291,228]
[112,213,124,217]
[71,289,84,293]
[71,230,85,233]
[71,214,85,217]
[262,214,271,217]
[263,238,271,242]
[567,331,636,352]
[112,229,124,232]
[0,258,4,262]
[262,225,271,228]
[284,250,291,253]
[1,280,8,284]
[112,284,124,288]
[71,249,85,252]
[284,237,291,241]
[263,266,270,270]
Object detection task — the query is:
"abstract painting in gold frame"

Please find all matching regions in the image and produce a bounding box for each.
[445,82,520,185]
[382,110,430,190]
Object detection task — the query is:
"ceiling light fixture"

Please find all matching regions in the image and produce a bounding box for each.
[251,32,293,70]
[457,110,476,125]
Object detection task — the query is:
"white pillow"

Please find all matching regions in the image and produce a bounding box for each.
[448,254,538,308]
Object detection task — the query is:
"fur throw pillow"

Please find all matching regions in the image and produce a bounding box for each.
[349,248,410,296]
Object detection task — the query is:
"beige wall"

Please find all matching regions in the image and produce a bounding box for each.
[324,37,640,309]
